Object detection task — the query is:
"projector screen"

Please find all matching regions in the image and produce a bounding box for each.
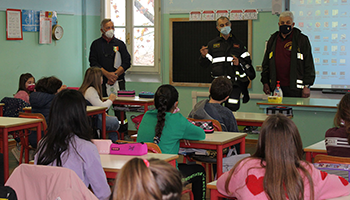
[290,0,350,91]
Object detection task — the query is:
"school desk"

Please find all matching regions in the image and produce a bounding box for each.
[0,117,42,181]
[233,112,268,127]
[257,97,339,147]
[303,140,327,162]
[100,153,178,179]
[180,131,247,178]
[0,103,4,116]
[23,106,108,139]
[207,180,233,200]
[103,96,154,124]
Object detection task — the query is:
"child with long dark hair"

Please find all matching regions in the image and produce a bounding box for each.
[111,158,183,200]
[217,114,350,200]
[35,89,110,200]
[14,73,35,104]
[137,84,206,200]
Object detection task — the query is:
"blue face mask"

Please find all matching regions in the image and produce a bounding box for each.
[220,26,231,35]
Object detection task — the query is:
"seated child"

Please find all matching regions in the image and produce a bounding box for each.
[35,89,110,200]
[217,114,350,200]
[29,76,66,148]
[14,73,35,104]
[79,67,119,142]
[325,93,350,157]
[189,76,238,132]
[111,158,183,200]
[137,84,206,200]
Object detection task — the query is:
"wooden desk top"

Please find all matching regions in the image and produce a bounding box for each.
[207,180,217,189]
[0,117,42,128]
[257,97,339,109]
[0,103,4,106]
[303,140,326,153]
[100,153,178,172]
[24,106,107,113]
[133,131,247,145]
[181,131,247,145]
[233,112,268,123]
[103,96,154,103]
[86,106,108,112]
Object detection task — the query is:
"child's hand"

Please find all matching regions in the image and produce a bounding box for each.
[109,93,117,101]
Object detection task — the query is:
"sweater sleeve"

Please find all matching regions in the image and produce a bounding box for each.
[181,116,206,141]
[84,87,112,110]
[311,164,350,199]
[82,143,111,200]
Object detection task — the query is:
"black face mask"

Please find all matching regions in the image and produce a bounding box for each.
[279,25,292,34]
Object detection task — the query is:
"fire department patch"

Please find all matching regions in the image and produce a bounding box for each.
[233,44,240,48]
[213,43,220,48]
[113,46,119,52]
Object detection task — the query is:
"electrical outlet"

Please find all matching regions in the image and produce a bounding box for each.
[256,65,262,71]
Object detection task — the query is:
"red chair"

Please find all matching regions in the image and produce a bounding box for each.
[18,112,47,164]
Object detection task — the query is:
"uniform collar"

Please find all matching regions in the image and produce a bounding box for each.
[102,34,114,43]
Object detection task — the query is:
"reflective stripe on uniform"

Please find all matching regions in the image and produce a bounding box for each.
[235,71,246,78]
[240,52,250,58]
[296,79,303,84]
[297,53,304,60]
[206,53,213,62]
[212,56,233,63]
[296,84,304,89]
[228,98,239,104]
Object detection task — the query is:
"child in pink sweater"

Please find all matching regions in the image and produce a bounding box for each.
[217,114,350,200]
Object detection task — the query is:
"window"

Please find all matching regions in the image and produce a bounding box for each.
[102,0,160,73]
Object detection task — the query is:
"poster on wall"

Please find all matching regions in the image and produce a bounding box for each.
[39,11,52,44]
[6,9,23,40]
[22,10,40,32]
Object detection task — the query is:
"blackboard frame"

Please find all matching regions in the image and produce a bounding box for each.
[169,18,252,87]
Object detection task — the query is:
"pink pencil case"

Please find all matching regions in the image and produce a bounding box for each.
[110,142,148,155]
[117,90,135,97]
[92,139,112,154]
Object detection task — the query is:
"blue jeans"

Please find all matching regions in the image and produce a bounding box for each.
[97,114,120,142]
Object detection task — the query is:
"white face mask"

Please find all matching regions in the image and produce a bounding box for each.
[105,29,114,39]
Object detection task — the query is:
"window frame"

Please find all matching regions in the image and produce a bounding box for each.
[102,0,161,74]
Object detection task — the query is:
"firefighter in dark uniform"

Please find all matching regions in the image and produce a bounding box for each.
[199,16,256,111]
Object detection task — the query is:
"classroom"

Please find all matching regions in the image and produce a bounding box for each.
[1,0,350,199]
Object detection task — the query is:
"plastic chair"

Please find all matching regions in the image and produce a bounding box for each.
[18,112,47,164]
[314,154,350,164]
[185,118,223,182]
[5,164,98,200]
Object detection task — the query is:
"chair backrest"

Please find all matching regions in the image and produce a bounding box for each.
[0,97,29,117]
[187,117,222,131]
[146,142,162,153]
[5,164,98,200]
[18,112,47,133]
[314,154,350,164]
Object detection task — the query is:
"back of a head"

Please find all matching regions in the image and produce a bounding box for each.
[335,93,350,127]
[154,84,179,112]
[18,73,34,92]
[113,158,182,200]
[210,77,232,101]
[79,67,103,97]
[35,76,62,94]
[48,89,91,140]
[253,114,313,200]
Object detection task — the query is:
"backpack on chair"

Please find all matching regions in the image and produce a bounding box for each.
[1,97,29,117]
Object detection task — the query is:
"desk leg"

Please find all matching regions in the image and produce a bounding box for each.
[3,129,8,182]
[102,112,106,139]
[144,103,148,113]
[305,152,312,162]
[24,130,29,163]
[216,145,223,178]
[169,159,176,168]
[210,189,221,200]
[36,123,42,143]
[240,138,246,154]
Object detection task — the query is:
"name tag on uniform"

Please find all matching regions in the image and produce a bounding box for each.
[213,43,220,48]
[113,46,119,52]
[233,44,240,48]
